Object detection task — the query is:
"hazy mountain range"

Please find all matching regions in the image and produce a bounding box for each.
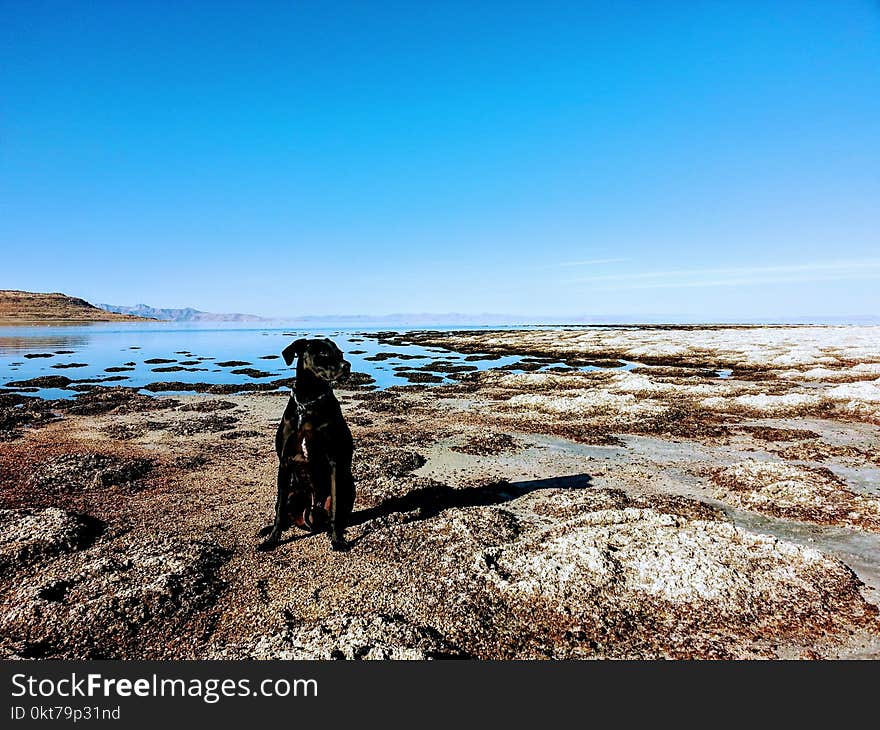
[97,303,266,322]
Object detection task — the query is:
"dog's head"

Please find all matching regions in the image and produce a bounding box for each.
[282,338,351,383]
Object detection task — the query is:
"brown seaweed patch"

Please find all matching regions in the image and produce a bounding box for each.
[740,426,821,442]
[169,414,239,436]
[451,432,522,456]
[711,461,880,531]
[771,441,879,465]
[220,430,262,440]
[0,537,231,659]
[179,400,238,413]
[630,405,728,439]
[29,452,155,495]
[340,372,376,388]
[61,387,178,416]
[0,508,104,577]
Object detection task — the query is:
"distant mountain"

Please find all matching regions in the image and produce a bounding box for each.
[98,303,266,322]
[0,290,154,322]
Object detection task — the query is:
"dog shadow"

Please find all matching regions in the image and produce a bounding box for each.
[271,473,593,548]
[346,472,593,546]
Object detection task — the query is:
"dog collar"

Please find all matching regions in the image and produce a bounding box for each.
[293,390,330,414]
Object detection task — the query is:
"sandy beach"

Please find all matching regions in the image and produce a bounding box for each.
[2,325,879,659]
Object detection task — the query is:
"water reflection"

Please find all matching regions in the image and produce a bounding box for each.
[0,333,91,355]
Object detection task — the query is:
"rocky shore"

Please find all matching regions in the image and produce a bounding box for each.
[1,326,879,659]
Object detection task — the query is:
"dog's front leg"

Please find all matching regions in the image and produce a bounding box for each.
[258,461,292,551]
[328,461,350,551]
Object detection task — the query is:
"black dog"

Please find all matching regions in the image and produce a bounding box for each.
[258,337,355,552]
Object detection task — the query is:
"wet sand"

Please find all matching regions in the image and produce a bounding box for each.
[1,325,879,659]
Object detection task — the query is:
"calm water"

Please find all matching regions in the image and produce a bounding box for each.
[0,322,634,398]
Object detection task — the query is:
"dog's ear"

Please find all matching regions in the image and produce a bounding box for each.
[282,338,308,366]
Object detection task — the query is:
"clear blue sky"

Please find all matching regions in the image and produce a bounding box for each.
[2,1,879,319]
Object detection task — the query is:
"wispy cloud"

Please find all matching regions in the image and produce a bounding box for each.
[568,258,880,290]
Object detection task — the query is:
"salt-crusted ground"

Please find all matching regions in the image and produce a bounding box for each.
[1,326,879,659]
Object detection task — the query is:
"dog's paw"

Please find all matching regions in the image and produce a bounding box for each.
[257,536,279,552]
[330,538,350,552]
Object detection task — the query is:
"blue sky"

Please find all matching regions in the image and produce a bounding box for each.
[2,1,879,319]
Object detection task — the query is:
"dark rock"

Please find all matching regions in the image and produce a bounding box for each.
[5,375,72,389]
[464,353,503,361]
[0,395,60,440]
[230,368,274,378]
[143,379,290,394]
[395,371,443,384]
[497,360,545,372]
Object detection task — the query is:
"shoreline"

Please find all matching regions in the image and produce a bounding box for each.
[1,326,879,659]
[0,317,158,325]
